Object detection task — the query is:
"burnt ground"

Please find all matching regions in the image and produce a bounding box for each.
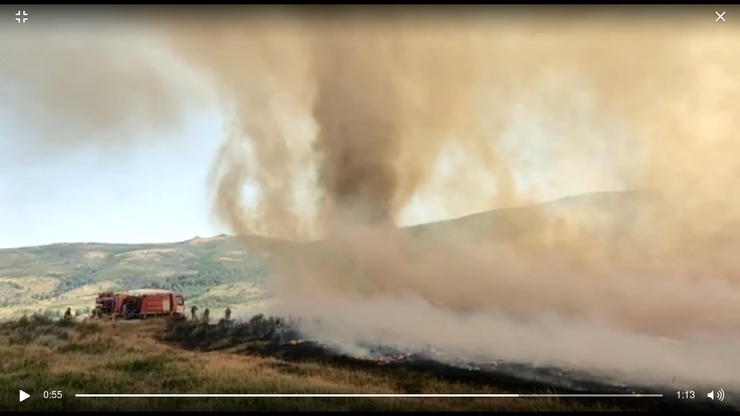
[161,317,738,412]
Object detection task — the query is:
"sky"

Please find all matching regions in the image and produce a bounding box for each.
[0,22,233,249]
[0,110,231,249]
[0,22,628,250]
[0,99,624,250]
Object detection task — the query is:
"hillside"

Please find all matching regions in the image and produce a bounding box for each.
[0,235,283,319]
[406,189,662,244]
[4,190,739,411]
[0,190,661,319]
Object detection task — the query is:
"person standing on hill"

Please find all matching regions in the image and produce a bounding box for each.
[225,306,232,321]
[64,307,72,320]
[191,305,198,321]
[202,308,210,323]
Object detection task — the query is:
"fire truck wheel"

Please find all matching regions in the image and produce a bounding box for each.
[122,305,133,320]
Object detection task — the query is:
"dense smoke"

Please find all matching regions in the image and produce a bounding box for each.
[180,11,740,390]
[3,7,740,391]
[165,12,504,236]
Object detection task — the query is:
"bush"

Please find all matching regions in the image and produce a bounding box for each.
[162,313,301,348]
[2,314,71,345]
[74,321,103,338]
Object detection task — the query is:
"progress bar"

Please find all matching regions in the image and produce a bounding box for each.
[76,393,663,398]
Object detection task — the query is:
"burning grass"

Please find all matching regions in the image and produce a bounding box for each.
[0,314,733,411]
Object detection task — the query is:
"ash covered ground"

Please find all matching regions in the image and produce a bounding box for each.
[163,315,738,412]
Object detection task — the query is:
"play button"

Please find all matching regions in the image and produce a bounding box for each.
[20,390,29,402]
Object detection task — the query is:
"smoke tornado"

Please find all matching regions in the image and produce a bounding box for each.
[167,14,490,237]
[309,31,400,227]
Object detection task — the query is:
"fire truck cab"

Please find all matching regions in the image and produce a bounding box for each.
[94,289,185,320]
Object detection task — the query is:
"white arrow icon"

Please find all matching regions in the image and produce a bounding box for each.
[20,390,29,402]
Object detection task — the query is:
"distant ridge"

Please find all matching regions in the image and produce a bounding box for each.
[405,189,662,242]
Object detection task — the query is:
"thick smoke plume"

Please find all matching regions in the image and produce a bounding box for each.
[4,8,740,392]
[175,11,740,391]
[166,12,501,236]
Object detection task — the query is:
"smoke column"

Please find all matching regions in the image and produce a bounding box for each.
[177,10,740,390]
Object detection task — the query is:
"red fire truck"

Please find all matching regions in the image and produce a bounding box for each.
[93,289,185,320]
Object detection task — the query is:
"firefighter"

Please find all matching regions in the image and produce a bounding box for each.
[64,307,72,320]
[191,305,198,321]
[202,308,210,323]
[225,306,232,321]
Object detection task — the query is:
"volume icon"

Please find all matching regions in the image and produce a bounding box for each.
[708,389,725,401]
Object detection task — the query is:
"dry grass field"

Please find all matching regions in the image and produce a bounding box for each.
[2,314,734,412]
[0,314,631,412]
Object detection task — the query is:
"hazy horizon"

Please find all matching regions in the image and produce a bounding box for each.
[0,188,639,250]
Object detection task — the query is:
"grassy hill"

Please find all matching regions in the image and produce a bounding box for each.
[0,190,661,319]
